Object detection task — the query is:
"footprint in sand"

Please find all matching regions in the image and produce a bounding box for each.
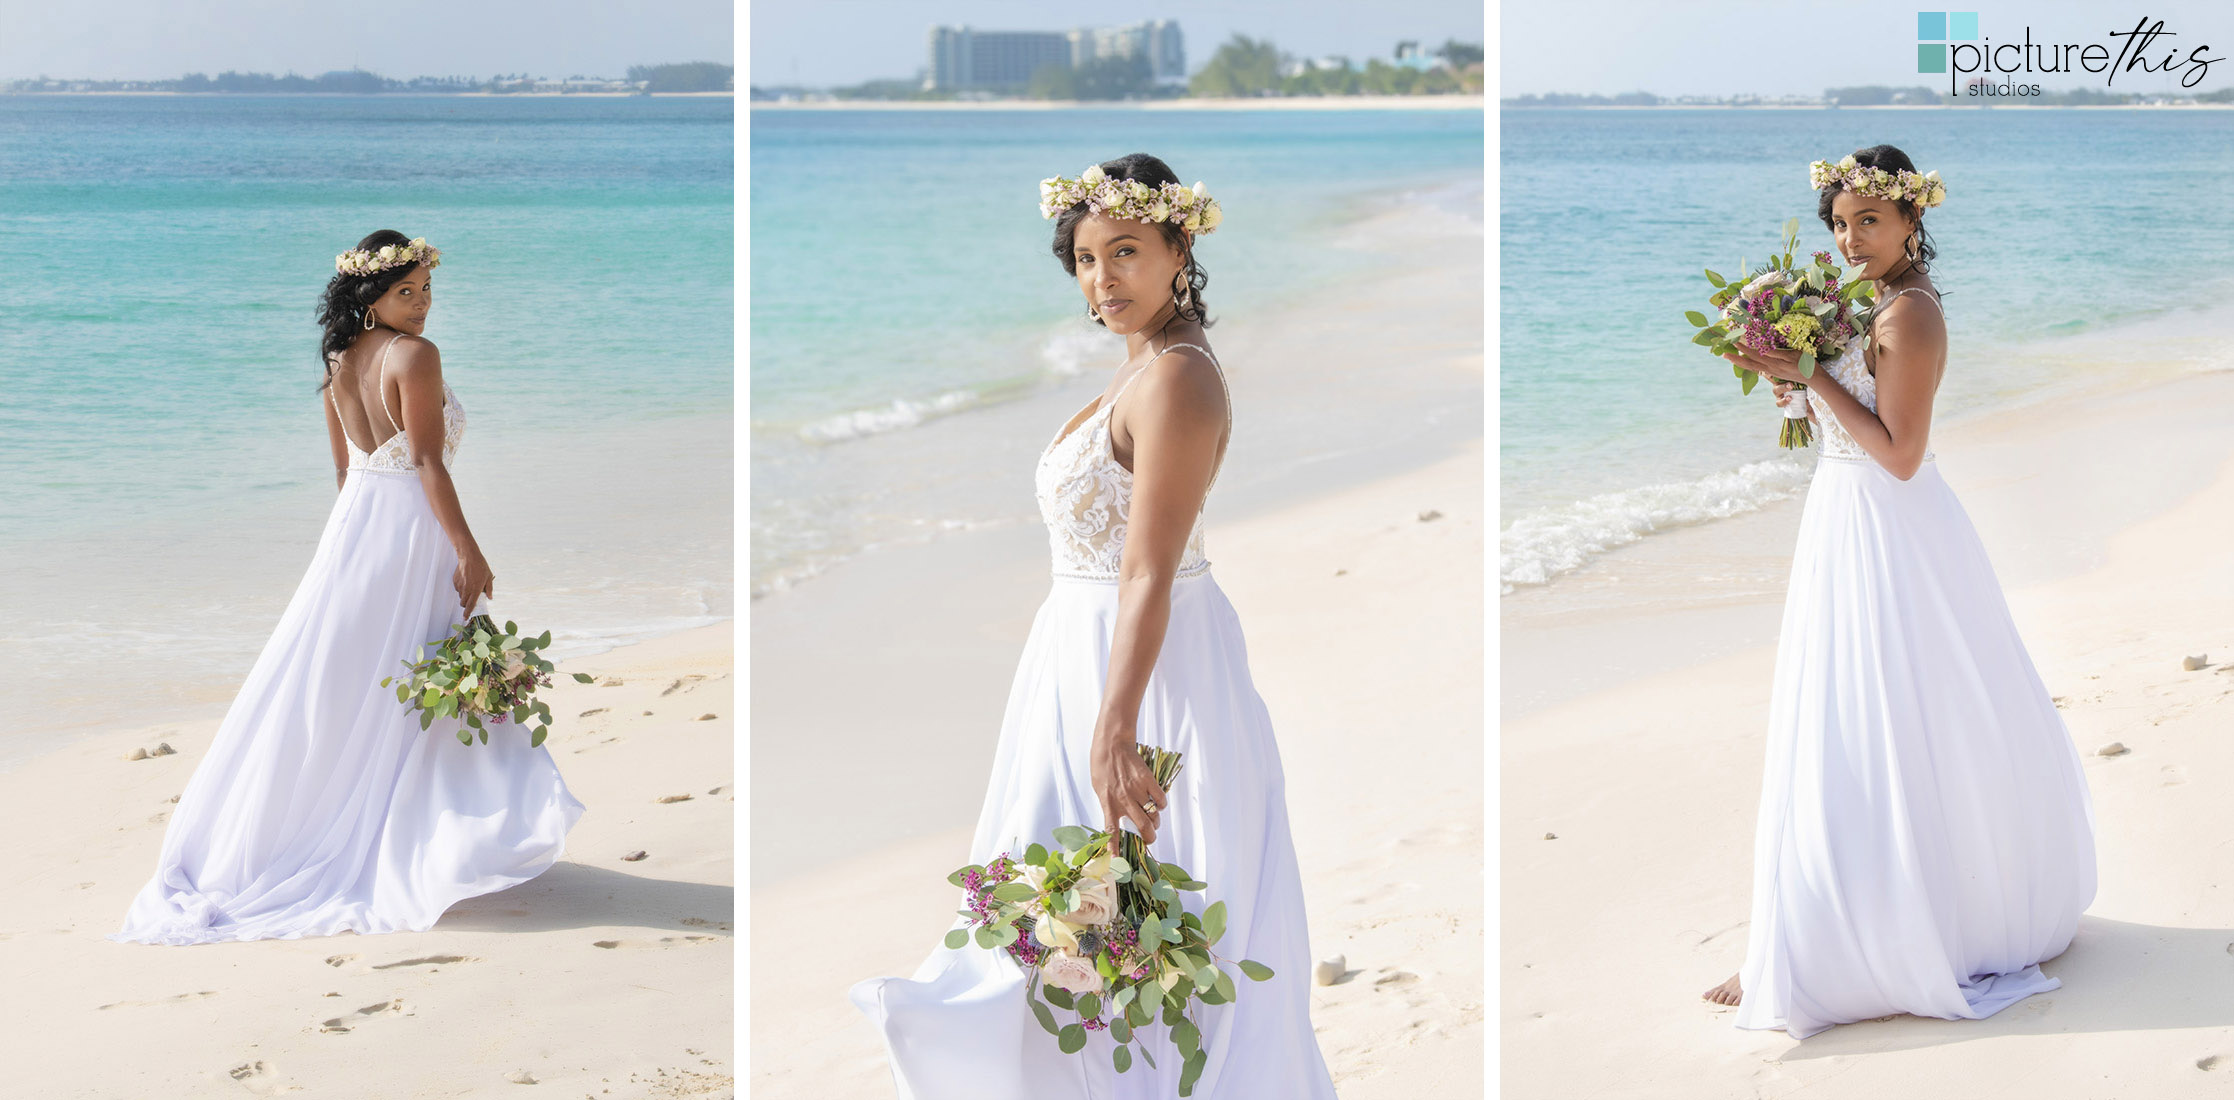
[319,998,408,1033]
[226,1059,301,1095]
[323,954,358,968]
[1371,969,1421,991]
[371,954,475,971]
[659,675,710,697]
[678,917,733,931]
[98,990,218,1010]
[591,935,720,950]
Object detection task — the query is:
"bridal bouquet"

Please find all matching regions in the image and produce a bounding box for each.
[1686,217,1877,448]
[944,746,1273,1097]
[381,611,593,747]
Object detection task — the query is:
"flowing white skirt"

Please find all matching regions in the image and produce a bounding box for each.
[849,571,1338,1100]
[1735,456,2097,1038]
[112,466,585,946]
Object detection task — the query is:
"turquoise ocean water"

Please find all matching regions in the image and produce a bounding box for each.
[1501,107,2234,593]
[0,95,733,755]
[750,107,1483,595]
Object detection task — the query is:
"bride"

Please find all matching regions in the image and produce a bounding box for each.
[849,155,1339,1098]
[1702,146,2097,1036]
[111,230,585,945]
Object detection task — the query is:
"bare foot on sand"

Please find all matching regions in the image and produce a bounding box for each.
[1703,973,1742,1006]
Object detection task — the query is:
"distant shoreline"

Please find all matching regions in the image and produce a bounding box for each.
[1,90,733,98]
[1498,101,2234,110]
[752,94,1484,111]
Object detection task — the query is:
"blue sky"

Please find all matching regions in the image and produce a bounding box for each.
[1501,0,2233,98]
[746,0,1486,88]
[2,0,732,81]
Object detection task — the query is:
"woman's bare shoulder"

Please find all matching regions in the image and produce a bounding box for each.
[385,334,445,380]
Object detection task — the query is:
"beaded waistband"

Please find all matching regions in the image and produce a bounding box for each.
[1816,451,1935,464]
[1050,559,1213,584]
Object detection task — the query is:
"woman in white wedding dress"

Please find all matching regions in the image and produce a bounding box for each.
[849,155,1339,1098]
[112,230,584,946]
[1703,146,2097,1037]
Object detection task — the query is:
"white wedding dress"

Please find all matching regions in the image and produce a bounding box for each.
[849,343,1339,1099]
[112,338,585,946]
[1735,289,2098,1037]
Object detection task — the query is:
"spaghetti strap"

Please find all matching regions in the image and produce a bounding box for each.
[1888,286,1942,313]
[374,337,405,435]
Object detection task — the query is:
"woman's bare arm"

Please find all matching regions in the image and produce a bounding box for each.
[324,380,350,492]
[1092,349,1227,845]
[385,337,493,609]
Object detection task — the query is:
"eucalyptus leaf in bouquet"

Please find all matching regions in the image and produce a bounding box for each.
[379,609,593,747]
[941,745,1274,1096]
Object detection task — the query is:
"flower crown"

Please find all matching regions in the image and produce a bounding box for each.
[1039,164,1223,235]
[1809,156,1946,209]
[335,237,442,277]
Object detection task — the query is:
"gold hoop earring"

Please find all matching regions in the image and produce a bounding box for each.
[1904,234,1919,262]
[1173,272,1193,314]
[363,309,377,331]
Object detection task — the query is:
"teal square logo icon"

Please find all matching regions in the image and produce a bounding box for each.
[1916,12,1973,71]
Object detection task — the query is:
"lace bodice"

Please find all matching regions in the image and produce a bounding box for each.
[327,338,466,474]
[1033,342,1228,581]
[1806,288,1938,463]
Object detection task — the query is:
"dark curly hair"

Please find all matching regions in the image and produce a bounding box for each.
[1050,153,1213,328]
[1816,144,1938,278]
[313,229,427,390]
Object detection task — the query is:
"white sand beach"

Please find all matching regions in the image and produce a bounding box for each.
[1502,365,2234,1097]
[0,624,735,1099]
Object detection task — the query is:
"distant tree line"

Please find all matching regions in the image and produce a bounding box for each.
[626,62,733,93]
[1187,35,1483,98]
[6,64,734,94]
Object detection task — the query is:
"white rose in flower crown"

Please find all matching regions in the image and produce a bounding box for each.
[1183,212,1203,233]
[1191,181,1206,199]
[1200,204,1223,231]
[1838,155,1859,172]
[1080,165,1106,187]
[1041,948,1104,996]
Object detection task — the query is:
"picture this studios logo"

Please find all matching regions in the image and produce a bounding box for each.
[1914,11,2219,98]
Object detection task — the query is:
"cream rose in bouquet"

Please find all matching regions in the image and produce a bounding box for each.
[942,746,1272,1097]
